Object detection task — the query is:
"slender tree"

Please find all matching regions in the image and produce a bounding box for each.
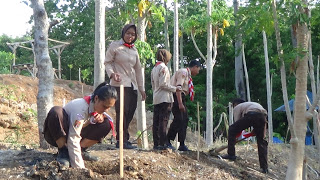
[173,0,179,72]
[31,0,54,149]
[285,1,310,178]
[94,0,105,88]
[234,0,246,100]
[206,0,213,145]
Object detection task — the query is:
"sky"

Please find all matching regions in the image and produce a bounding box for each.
[0,0,33,37]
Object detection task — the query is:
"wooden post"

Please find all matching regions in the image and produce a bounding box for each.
[79,68,81,82]
[197,102,200,161]
[119,85,124,178]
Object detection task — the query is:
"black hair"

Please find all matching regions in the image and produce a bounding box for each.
[189,60,201,68]
[232,98,246,107]
[91,82,117,102]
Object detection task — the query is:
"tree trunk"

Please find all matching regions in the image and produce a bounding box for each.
[94,0,105,88]
[262,30,273,143]
[31,0,54,149]
[206,0,213,145]
[271,0,295,137]
[136,8,148,149]
[241,44,250,101]
[180,27,184,68]
[233,0,246,100]
[307,9,320,165]
[285,4,309,179]
[164,0,171,73]
[173,0,179,73]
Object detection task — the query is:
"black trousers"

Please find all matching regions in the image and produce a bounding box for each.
[114,86,137,142]
[153,102,172,146]
[227,112,268,169]
[43,106,111,147]
[167,93,189,143]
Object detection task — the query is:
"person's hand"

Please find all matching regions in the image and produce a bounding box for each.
[176,86,182,92]
[111,73,121,82]
[140,90,146,101]
[178,103,186,112]
[93,113,105,123]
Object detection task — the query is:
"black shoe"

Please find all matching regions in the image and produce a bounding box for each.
[116,141,137,149]
[166,143,176,150]
[178,145,190,151]
[221,154,237,161]
[57,146,70,170]
[261,168,269,174]
[154,145,167,150]
[81,147,99,161]
[124,142,137,149]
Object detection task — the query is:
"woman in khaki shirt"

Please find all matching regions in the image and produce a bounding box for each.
[43,82,117,169]
[151,49,178,150]
[105,24,146,149]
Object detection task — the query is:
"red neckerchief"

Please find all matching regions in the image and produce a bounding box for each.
[187,68,194,101]
[83,96,115,137]
[155,61,162,67]
[123,43,134,48]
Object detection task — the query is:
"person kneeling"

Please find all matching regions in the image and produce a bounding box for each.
[43,82,117,169]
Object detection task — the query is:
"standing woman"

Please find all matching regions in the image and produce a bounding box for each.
[151,49,178,150]
[104,24,146,149]
[43,82,117,169]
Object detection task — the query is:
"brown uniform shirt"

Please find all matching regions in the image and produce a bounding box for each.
[170,68,190,95]
[104,39,145,92]
[151,62,176,105]
[233,102,267,122]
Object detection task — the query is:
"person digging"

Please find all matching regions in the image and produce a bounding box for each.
[221,98,269,174]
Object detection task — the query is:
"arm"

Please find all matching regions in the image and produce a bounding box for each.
[158,66,177,92]
[176,89,185,112]
[67,111,87,168]
[105,42,120,81]
[134,53,146,100]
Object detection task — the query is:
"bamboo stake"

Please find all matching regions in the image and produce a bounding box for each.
[197,102,200,161]
[119,85,124,178]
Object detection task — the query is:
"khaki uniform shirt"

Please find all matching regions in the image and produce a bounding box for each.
[104,39,145,92]
[151,62,176,105]
[64,98,95,168]
[233,102,267,122]
[171,68,190,95]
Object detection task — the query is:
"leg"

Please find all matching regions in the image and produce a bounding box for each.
[177,94,188,143]
[167,94,181,142]
[153,104,160,147]
[43,106,70,168]
[43,106,69,147]
[80,118,111,161]
[158,103,171,146]
[252,114,268,170]
[227,115,252,156]
[125,87,138,141]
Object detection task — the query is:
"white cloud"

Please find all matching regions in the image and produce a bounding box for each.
[0,0,33,37]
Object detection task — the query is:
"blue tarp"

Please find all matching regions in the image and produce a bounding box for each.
[273,137,284,143]
[274,91,314,112]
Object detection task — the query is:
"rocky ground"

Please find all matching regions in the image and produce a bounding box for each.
[0,74,319,180]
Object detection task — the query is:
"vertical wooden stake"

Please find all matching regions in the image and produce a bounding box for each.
[78,68,81,82]
[197,102,200,161]
[119,85,124,178]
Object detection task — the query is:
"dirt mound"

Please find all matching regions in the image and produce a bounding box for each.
[0,74,319,180]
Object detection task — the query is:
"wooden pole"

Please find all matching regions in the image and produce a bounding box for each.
[119,85,124,178]
[197,102,200,161]
[79,68,81,82]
